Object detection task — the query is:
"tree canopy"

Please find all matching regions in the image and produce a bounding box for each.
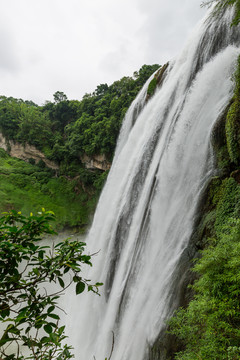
[0,64,159,173]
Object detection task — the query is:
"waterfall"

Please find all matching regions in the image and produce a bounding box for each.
[66,6,240,360]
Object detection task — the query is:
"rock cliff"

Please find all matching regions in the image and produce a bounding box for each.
[0,133,59,170]
[80,154,111,171]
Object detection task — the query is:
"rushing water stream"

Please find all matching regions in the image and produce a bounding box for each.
[65,6,240,360]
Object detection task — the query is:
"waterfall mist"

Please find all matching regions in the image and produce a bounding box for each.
[65,6,240,360]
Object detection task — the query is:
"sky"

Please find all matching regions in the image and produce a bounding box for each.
[0,0,207,105]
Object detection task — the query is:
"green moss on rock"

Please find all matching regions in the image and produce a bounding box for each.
[147,77,157,96]
[226,56,240,164]
[146,62,169,100]
[211,104,232,173]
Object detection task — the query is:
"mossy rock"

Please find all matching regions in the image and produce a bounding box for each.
[226,100,240,164]
[146,62,169,100]
[225,55,240,165]
[147,77,157,96]
[211,103,232,172]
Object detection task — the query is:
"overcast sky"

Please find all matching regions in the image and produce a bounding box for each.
[0,0,207,105]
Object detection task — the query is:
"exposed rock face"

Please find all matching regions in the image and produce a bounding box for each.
[0,133,8,152]
[0,132,59,170]
[0,132,111,172]
[80,154,111,171]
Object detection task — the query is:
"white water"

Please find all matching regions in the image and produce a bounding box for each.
[65,7,240,360]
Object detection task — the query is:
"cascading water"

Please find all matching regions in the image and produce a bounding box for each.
[65,6,240,360]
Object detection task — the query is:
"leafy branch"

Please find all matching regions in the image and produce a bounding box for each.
[0,209,103,359]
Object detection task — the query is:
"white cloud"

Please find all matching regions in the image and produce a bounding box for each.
[0,0,207,104]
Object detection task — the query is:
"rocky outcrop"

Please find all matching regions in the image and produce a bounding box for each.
[0,132,111,172]
[146,62,169,101]
[0,133,8,153]
[80,154,111,171]
[0,132,59,170]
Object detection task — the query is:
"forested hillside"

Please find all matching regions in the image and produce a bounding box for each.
[0,64,159,229]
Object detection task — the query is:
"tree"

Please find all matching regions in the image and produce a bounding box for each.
[134,64,160,86]
[53,92,68,104]
[94,84,109,97]
[0,209,102,359]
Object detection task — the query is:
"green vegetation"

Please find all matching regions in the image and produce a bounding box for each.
[146,63,169,100]
[147,77,158,97]
[0,64,159,165]
[0,149,102,231]
[226,56,240,164]
[169,180,240,359]
[0,64,159,229]
[0,209,102,359]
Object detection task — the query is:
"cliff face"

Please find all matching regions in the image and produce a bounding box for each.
[0,133,59,170]
[80,154,111,171]
[0,132,112,172]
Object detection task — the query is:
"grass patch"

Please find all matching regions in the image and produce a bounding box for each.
[0,150,99,231]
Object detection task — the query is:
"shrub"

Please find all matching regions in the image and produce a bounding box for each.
[0,209,102,359]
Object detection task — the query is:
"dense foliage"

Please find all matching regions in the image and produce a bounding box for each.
[0,64,159,170]
[0,210,102,359]
[0,149,102,230]
[170,217,240,359]
[0,64,159,228]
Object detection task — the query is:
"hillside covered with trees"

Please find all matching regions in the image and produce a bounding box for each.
[0,64,159,230]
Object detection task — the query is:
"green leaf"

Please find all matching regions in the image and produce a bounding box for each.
[38,250,44,259]
[44,324,53,334]
[0,338,12,347]
[47,305,55,314]
[70,264,80,271]
[48,313,60,320]
[64,266,70,274]
[58,277,65,288]
[49,332,58,344]
[76,281,85,294]
[40,336,50,344]
[58,326,65,336]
